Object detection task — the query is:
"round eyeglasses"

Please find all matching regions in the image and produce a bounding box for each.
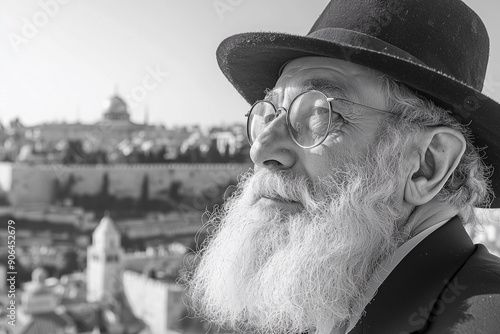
[246,90,391,149]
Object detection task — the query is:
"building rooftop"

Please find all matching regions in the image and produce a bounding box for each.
[102,95,130,121]
[93,213,120,237]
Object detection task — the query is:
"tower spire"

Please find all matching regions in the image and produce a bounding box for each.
[76,105,81,123]
[144,104,149,125]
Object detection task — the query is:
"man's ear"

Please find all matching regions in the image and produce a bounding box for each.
[404,127,466,206]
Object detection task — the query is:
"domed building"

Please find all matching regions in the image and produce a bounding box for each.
[23,94,159,156]
[13,90,200,167]
[102,95,130,122]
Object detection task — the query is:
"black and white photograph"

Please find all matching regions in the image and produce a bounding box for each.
[1,1,500,333]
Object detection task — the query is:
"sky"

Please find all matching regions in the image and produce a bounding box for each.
[1,0,499,127]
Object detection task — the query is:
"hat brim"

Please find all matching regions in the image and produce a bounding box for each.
[217,32,500,207]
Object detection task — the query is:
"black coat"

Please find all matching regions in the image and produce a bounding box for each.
[350,216,500,334]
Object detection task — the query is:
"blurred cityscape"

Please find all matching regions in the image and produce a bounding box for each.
[0,94,250,334]
[0,94,498,334]
[0,95,250,166]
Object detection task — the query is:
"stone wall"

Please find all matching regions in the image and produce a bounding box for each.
[123,270,184,334]
[0,162,251,206]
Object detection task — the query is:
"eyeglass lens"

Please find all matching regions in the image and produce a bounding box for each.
[288,91,331,147]
[248,91,332,148]
[247,101,277,144]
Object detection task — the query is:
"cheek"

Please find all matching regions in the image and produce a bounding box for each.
[292,146,331,179]
[303,156,332,179]
[299,143,353,179]
[295,124,375,179]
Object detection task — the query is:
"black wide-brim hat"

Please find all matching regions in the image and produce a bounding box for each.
[217,0,500,207]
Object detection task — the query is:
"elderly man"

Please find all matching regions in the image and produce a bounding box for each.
[186,1,500,333]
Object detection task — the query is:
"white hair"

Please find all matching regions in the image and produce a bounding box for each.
[379,76,493,224]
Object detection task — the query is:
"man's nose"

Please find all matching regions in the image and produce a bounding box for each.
[249,112,297,170]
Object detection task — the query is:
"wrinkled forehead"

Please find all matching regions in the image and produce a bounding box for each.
[268,56,386,102]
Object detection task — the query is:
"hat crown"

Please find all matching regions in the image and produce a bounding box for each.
[309,0,489,90]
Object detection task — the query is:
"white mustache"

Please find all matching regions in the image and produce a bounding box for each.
[245,169,315,206]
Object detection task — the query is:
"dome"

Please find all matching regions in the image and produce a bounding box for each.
[102,95,130,121]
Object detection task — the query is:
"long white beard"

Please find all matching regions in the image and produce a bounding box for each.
[186,135,409,334]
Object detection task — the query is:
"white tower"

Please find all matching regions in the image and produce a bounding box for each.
[86,213,124,302]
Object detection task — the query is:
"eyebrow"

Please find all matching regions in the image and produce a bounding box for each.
[264,78,353,102]
[302,78,353,98]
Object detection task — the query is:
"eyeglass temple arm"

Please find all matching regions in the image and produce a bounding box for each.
[327,97,392,114]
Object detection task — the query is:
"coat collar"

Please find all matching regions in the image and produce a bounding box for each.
[349,216,475,334]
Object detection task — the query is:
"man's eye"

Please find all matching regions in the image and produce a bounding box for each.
[311,107,330,116]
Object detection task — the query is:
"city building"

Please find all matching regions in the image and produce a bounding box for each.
[86,214,124,302]
[85,214,193,334]
[26,95,154,148]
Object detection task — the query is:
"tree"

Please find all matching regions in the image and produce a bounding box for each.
[188,146,202,163]
[169,180,183,203]
[138,174,150,211]
[96,172,112,214]
[57,249,79,276]
[232,141,251,163]
[100,172,109,197]
[0,192,9,205]
[57,173,76,204]
[154,146,167,163]
[51,178,61,204]
[62,140,85,164]
[222,142,231,162]
[205,138,222,163]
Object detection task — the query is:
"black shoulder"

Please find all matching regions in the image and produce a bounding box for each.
[424,245,500,334]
